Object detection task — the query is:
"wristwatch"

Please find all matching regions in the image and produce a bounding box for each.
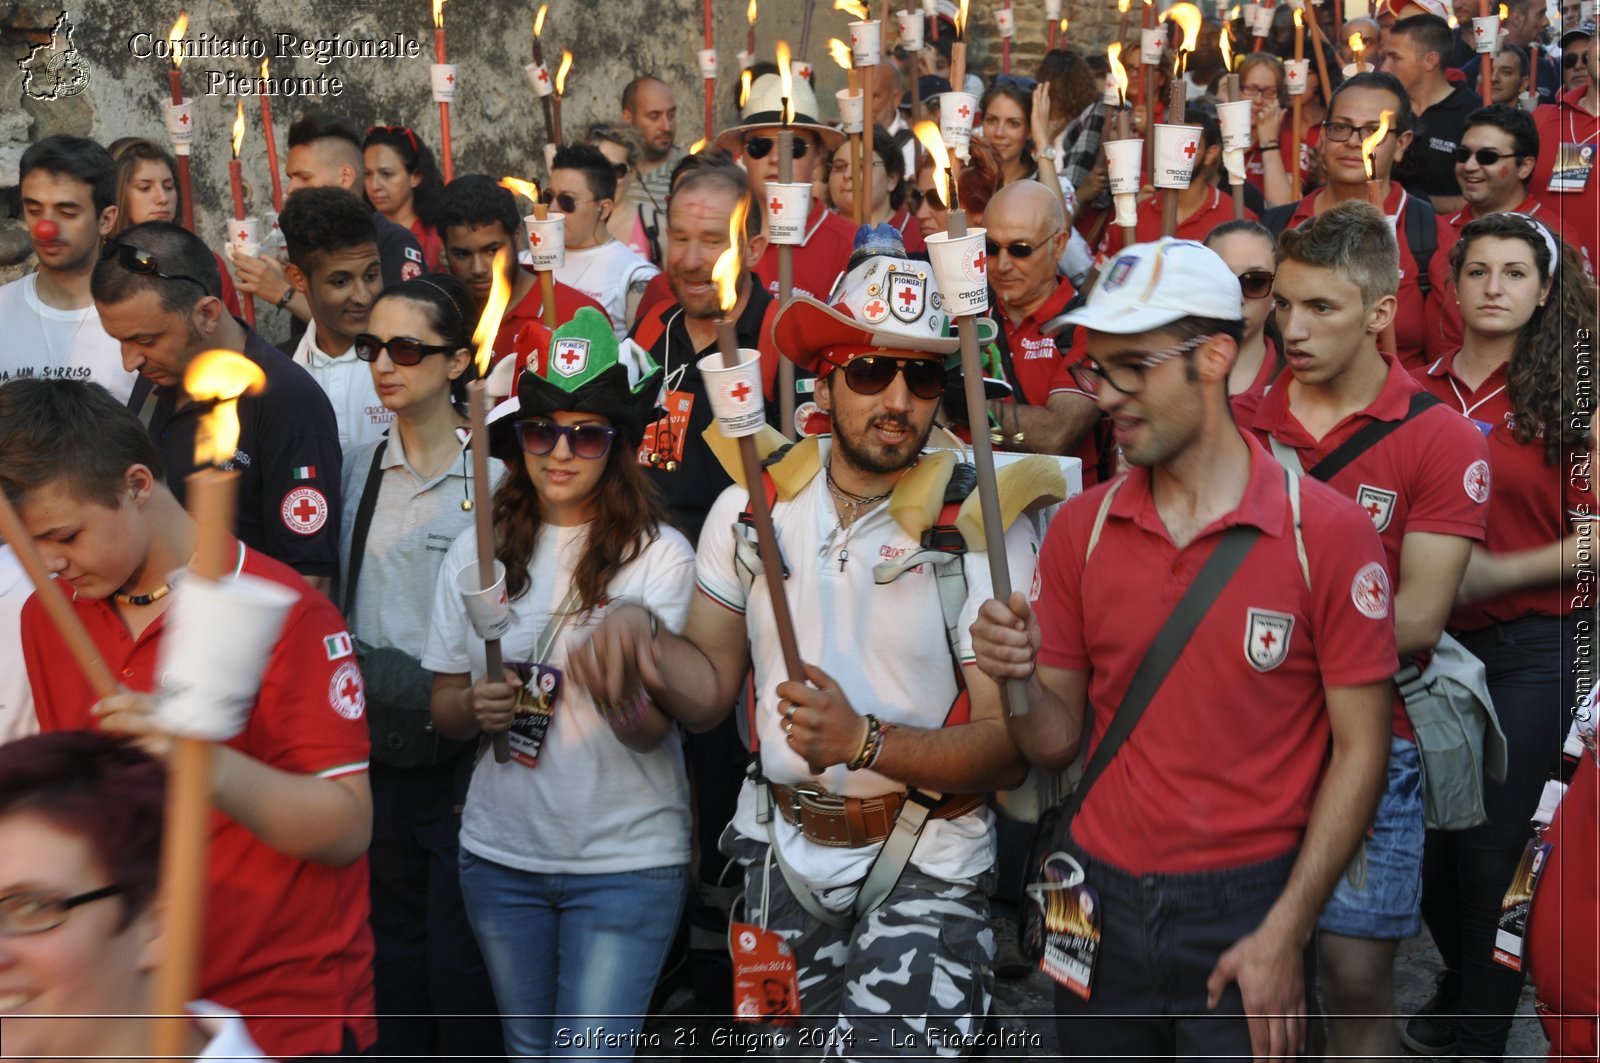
[1038,145,1060,162]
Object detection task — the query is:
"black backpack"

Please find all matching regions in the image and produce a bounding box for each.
[1261,194,1437,296]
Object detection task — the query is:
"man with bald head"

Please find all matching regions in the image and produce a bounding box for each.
[622,77,685,205]
[873,61,916,178]
[977,180,1106,476]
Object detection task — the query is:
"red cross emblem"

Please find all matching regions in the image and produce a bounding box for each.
[1246,607,1294,671]
[446,72,455,84]
[179,111,190,125]
[280,487,328,536]
[770,196,784,215]
[972,251,986,271]
[1365,500,1383,519]
[237,228,248,241]
[1474,21,1487,35]
[560,347,582,367]
[1259,628,1277,650]
[327,660,365,720]
[293,498,318,523]
[1182,140,1197,160]
[898,285,917,307]
[341,674,361,703]
[864,298,886,318]
[730,381,752,402]
[537,66,550,83]
[958,104,971,119]
[532,230,544,246]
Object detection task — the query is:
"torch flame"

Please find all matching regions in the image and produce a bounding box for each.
[1059,17,1068,32]
[260,57,269,80]
[913,121,951,206]
[1349,31,1365,52]
[167,11,188,68]
[1109,43,1129,102]
[1164,1,1203,53]
[185,350,265,466]
[1220,24,1232,70]
[1498,3,1508,19]
[956,0,969,35]
[834,0,870,18]
[1293,7,1302,28]
[689,137,708,154]
[749,0,759,24]
[470,249,513,378]
[711,194,750,314]
[498,176,541,205]
[534,3,548,36]
[1119,0,1130,13]
[432,0,445,30]
[555,49,573,95]
[777,41,795,124]
[829,37,854,69]
[739,68,753,108]
[231,101,246,159]
[1361,109,1392,180]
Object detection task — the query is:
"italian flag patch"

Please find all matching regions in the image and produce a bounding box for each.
[292,465,317,480]
[324,632,353,661]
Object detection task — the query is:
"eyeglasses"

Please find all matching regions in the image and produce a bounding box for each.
[353,334,459,366]
[1237,269,1275,299]
[0,885,124,937]
[743,136,812,160]
[827,355,947,400]
[514,419,619,459]
[1453,146,1524,165]
[1321,119,1394,143]
[1239,84,1278,99]
[985,229,1062,260]
[539,190,595,214]
[1068,334,1213,397]
[100,242,209,293]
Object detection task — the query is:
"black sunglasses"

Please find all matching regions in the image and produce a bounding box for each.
[1563,50,1588,68]
[100,242,209,293]
[353,333,458,366]
[1237,269,1275,299]
[985,229,1061,260]
[743,136,812,160]
[538,190,596,214]
[828,355,947,400]
[515,420,619,459]
[907,186,947,213]
[1453,146,1524,165]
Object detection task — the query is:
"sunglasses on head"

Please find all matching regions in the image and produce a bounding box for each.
[985,229,1061,260]
[514,419,619,459]
[367,124,420,154]
[353,333,458,365]
[1453,145,1524,165]
[1236,269,1275,299]
[743,136,812,160]
[828,354,947,400]
[100,241,210,293]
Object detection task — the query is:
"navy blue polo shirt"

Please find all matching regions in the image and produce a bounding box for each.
[130,327,344,578]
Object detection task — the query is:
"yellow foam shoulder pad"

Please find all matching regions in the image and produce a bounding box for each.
[886,449,957,540]
[702,424,820,499]
[954,456,1070,551]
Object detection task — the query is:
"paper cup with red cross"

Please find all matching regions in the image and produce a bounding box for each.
[698,349,767,437]
[924,229,990,317]
[897,10,925,52]
[1285,59,1311,96]
[524,212,566,270]
[431,64,459,104]
[1104,138,1144,195]
[1471,15,1500,53]
[229,217,260,261]
[155,573,299,740]
[457,559,513,640]
[940,92,979,159]
[850,20,883,66]
[524,61,555,97]
[1102,72,1121,105]
[996,7,1016,37]
[837,89,866,134]
[1141,28,1165,64]
[764,182,812,245]
[163,100,195,156]
[795,60,814,81]
[699,48,719,79]
[1252,4,1274,35]
[1152,123,1204,189]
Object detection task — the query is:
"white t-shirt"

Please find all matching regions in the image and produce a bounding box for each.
[0,547,37,744]
[694,451,1040,895]
[422,520,695,874]
[191,1000,270,1061]
[0,274,135,403]
[554,240,661,340]
[292,327,393,452]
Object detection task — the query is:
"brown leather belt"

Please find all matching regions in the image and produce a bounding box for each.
[770,784,986,848]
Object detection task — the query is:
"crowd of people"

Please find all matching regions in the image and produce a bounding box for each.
[0,0,1596,1060]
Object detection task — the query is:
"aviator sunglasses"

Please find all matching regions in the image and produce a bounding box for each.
[743,136,812,160]
[353,334,458,366]
[514,420,619,459]
[827,355,947,400]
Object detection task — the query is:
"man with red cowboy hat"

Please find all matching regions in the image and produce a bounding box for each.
[567,231,1049,1054]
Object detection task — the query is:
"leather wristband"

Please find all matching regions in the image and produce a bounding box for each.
[275,287,295,310]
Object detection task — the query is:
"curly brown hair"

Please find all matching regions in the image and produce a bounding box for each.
[492,439,666,611]
[1451,213,1598,466]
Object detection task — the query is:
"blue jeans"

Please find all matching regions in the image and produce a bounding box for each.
[1318,736,1425,939]
[459,848,688,1060]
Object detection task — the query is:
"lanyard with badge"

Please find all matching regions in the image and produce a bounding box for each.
[503,586,582,768]
[1548,112,1597,193]
[639,310,693,471]
[729,849,802,1022]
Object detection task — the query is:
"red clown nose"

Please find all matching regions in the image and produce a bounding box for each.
[32,220,60,242]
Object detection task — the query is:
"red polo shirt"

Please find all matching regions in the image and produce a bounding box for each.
[1033,432,1398,874]
[992,279,1105,482]
[1434,197,1566,355]
[888,205,928,253]
[1094,186,1257,261]
[493,265,610,365]
[1234,336,1282,406]
[1284,184,1455,372]
[1415,350,1595,629]
[1244,115,1321,195]
[1236,356,1492,741]
[755,201,858,302]
[1532,87,1600,275]
[23,546,375,1059]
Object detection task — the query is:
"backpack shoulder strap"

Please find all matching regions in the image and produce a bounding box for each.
[340,439,389,618]
[630,300,675,354]
[1085,476,1127,561]
[1261,202,1298,238]
[1404,195,1437,297]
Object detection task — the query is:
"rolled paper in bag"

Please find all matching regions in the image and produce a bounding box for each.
[1471,16,1500,53]
[763,182,813,245]
[456,559,513,641]
[164,101,195,156]
[837,89,866,134]
[525,61,555,97]
[698,349,767,437]
[1104,137,1145,195]
[228,216,260,261]
[698,49,719,79]
[1217,99,1254,152]
[1152,123,1204,189]
[1113,192,1138,228]
[850,21,882,66]
[1252,4,1274,36]
[431,64,459,104]
[924,228,990,317]
[542,142,558,175]
[940,92,979,159]
[995,7,1016,37]
[897,10,925,51]
[155,574,299,741]
[1140,28,1165,64]
[525,213,566,270]
[1285,59,1311,95]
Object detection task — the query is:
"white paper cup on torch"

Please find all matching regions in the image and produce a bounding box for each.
[697,349,767,437]
[229,216,260,261]
[897,10,925,51]
[430,64,459,104]
[1045,0,1063,19]
[922,0,937,15]
[155,574,298,741]
[794,60,814,81]
[1102,72,1120,105]
[525,213,566,270]
[1105,138,1145,195]
[1217,100,1253,184]
[837,89,866,134]
[924,229,990,316]
[1252,4,1274,36]
[1140,28,1165,64]
[698,48,719,79]
[457,559,513,640]
[995,7,1016,37]
[940,91,979,159]
[763,182,813,245]
[1518,90,1539,113]
[738,49,756,70]
[1152,124,1204,189]
[1285,59,1311,95]
[850,21,882,66]
[1243,2,1262,27]
[163,100,195,156]
[524,61,554,97]
[1471,16,1500,53]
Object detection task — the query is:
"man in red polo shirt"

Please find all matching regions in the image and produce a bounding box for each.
[717,73,856,303]
[1532,33,1599,273]
[1,379,375,1060]
[972,237,1396,1060]
[1234,201,1490,1058]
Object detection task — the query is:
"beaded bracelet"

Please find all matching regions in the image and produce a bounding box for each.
[847,715,895,771]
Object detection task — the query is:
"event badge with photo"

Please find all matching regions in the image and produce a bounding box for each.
[638,388,692,469]
[1025,852,1101,1000]
[505,659,562,768]
[1548,142,1595,192]
[730,921,801,1023]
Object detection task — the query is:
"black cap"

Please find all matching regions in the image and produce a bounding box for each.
[901,74,953,111]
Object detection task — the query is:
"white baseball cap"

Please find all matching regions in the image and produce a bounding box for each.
[1047,238,1243,336]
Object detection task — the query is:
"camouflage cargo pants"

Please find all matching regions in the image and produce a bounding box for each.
[722,830,996,1060]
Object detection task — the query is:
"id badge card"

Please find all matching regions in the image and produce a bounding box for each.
[1492,836,1551,971]
[1548,143,1595,193]
[730,921,800,1022]
[638,388,692,470]
[1026,853,1100,999]
[506,660,562,768]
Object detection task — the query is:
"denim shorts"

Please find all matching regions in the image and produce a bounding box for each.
[1317,735,1425,939]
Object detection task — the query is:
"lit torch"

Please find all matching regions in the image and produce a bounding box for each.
[433,0,455,183]
[773,41,800,437]
[830,38,868,225]
[228,103,255,327]
[1161,2,1204,235]
[748,0,759,61]
[1292,8,1305,199]
[1362,111,1400,355]
[500,176,559,325]
[164,12,195,231]
[259,59,283,212]
[1349,31,1366,72]
[950,0,970,97]
[1218,29,1247,218]
[552,48,573,145]
[531,5,557,150]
